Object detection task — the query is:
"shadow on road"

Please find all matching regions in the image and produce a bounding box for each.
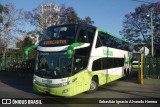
[97,71,160,98]
[0,70,139,96]
[121,70,138,82]
[0,72,34,94]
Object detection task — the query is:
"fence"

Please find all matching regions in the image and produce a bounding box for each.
[143,56,160,79]
[0,55,35,73]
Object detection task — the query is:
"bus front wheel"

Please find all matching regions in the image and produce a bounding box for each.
[87,77,98,93]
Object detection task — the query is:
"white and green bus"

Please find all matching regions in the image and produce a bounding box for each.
[33,23,132,96]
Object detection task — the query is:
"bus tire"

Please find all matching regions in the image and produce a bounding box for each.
[87,77,98,93]
[124,69,127,78]
[124,68,130,78]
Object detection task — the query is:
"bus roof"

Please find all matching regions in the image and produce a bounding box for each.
[78,24,130,44]
[47,23,130,44]
[47,23,96,29]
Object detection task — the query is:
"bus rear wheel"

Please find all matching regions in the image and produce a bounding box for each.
[124,68,130,78]
[87,77,98,93]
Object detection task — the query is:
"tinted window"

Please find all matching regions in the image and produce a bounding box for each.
[77,27,95,44]
[92,57,124,71]
[39,25,77,46]
[96,31,132,51]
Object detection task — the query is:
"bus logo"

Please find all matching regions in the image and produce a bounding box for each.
[103,49,113,56]
[2,99,11,104]
[42,79,52,84]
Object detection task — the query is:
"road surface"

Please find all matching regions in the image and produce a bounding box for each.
[0,72,160,107]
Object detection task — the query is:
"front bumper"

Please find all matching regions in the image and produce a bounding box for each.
[33,81,74,97]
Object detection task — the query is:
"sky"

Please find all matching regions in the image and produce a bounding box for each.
[1,0,160,38]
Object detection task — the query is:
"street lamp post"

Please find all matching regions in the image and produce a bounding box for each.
[148,13,154,57]
[132,0,154,57]
[150,13,154,57]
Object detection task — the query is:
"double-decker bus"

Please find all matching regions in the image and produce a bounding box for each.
[33,23,132,96]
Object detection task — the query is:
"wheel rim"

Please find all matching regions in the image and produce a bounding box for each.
[90,80,96,91]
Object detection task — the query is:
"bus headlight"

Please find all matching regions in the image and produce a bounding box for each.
[62,82,68,86]
[33,75,36,82]
[62,78,77,86]
[33,77,36,82]
[34,77,77,88]
[33,79,36,82]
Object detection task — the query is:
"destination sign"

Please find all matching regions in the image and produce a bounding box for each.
[43,40,67,45]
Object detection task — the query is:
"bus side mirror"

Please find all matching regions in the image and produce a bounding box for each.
[67,42,90,59]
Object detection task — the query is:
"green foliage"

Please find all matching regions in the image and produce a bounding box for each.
[23,37,33,48]
[0,16,3,23]
[0,3,8,13]
[0,4,8,23]
[80,16,94,24]
[120,2,160,45]
[27,48,36,59]
[0,3,9,23]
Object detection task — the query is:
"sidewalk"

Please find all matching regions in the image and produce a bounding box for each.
[144,78,160,85]
[129,69,160,85]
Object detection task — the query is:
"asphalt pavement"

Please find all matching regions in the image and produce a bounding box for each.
[0,71,160,107]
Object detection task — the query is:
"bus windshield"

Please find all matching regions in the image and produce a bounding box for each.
[40,25,77,46]
[35,52,71,79]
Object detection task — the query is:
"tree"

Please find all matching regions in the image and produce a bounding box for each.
[120,2,160,46]
[0,3,8,49]
[0,3,26,57]
[16,32,38,49]
[0,3,8,23]
[80,16,94,24]
[25,2,94,34]
[25,3,61,34]
[60,5,94,24]
[60,5,79,24]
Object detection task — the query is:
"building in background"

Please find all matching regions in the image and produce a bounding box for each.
[16,3,61,48]
[40,3,60,32]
